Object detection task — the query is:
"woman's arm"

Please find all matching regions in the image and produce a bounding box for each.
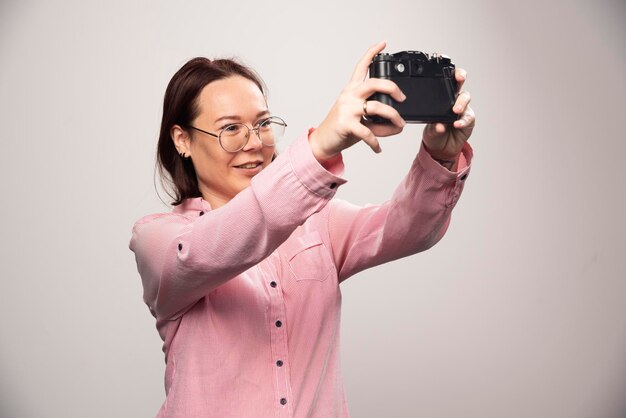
[328,141,473,282]
[326,60,476,282]
[130,132,345,321]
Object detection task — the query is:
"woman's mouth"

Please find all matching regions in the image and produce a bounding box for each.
[233,161,263,175]
[234,162,262,169]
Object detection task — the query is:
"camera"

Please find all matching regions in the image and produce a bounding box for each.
[368,51,459,124]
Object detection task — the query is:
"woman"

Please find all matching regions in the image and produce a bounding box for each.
[130,41,475,417]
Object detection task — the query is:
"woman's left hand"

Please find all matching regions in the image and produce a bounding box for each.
[421,68,475,165]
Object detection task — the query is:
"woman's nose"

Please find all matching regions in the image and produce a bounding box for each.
[242,129,263,151]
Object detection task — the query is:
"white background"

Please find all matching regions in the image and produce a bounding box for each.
[1,0,624,417]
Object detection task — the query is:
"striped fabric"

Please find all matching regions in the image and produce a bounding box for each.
[130,129,472,417]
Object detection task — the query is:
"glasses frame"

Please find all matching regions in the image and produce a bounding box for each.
[187,116,287,153]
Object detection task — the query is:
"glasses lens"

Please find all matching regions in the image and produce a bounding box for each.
[219,123,248,152]
[258,117,286,146]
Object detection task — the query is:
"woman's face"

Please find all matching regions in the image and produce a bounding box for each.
[185,76,275,208]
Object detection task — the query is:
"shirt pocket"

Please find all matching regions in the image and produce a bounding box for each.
[286,231,335,282]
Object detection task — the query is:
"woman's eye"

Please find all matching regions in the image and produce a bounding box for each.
[223,124,241,133]
[258,119,272,129]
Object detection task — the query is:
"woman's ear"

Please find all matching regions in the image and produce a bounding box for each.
[170,125,191,158]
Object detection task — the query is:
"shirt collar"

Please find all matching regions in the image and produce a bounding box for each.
[172,197,212,216]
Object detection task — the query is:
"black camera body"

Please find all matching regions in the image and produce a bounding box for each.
[368,51,458,124]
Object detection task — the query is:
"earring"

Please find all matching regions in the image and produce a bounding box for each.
[179,152,191,161]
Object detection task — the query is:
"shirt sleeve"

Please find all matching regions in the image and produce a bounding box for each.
[129,130,346,321]
[327,140,473,282]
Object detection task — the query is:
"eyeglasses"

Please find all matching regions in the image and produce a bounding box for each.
[187,116,287,153]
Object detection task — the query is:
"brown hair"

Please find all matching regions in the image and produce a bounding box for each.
[156,57,266,205]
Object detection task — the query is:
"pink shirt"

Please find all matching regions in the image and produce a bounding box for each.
[130,130,472,417]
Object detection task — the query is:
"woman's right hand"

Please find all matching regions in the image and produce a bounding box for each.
[309,41,407,162]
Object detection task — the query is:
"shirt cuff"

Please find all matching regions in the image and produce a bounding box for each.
[287,128,347,199]
[418,140,473,183]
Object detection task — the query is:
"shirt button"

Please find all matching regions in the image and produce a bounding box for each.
[178,243,183,251]
[280,398,287,405]
[460,173,468,181]
[199,211,205,216]
[275,320,282,328]
[270,281,277,288]
[329,182,337,189]
[276,360,283,367]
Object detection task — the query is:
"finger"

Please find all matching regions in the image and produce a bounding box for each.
[455,68,467,92]
[422,122,446,140]
[425,122,447,135]
[353,123,382,153]
[350,41,387,84]
[453,90,471,114]
[363,100,405,128]
[367,121,404,138]
[357,78,406,102]
[453,106,476,129]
